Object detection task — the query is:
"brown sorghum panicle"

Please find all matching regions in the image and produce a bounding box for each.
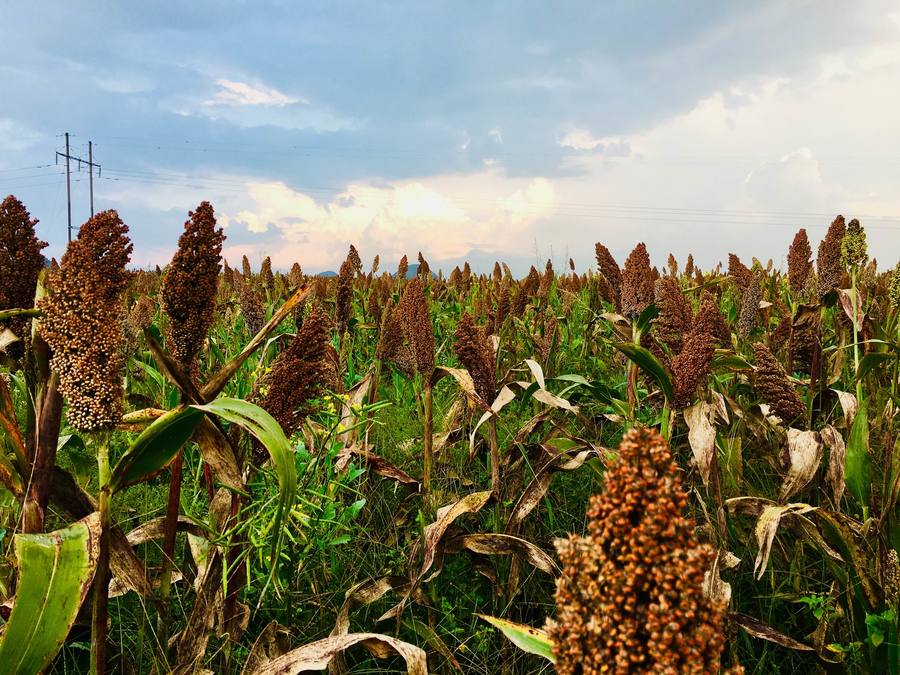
[348,244,363,274]
[259,305,330,437]
[260,255,274,290]
[672,323,716,408]
[335,257,354,334]
[453,312,496,404]
[728,253,753,290]
[237,278,265,336]
[397,277,434,374]
[787,228,813,295]
[538,259,554,298]
[123,293,155,355]
[737,272,763,339]
[667,252,678,277]
[621,242,654,318]
[549,428,729,674]
[397,254,409,280]
[288,262,303,287]
[817,215,845,298]
[241,254,252,279]
[654,277,692,354]
[0,195,48,352]
[416,251,430,279]
[40,210,132,431]
[161,201,224,375]
[753,342,806,424]
[595,242,623,310]
[694,291,730,346]
[684,253,695,278]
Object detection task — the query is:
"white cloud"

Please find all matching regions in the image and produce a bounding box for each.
[558,127,630,155]
[94,72,154,94]
[0,119,42,151]
[224,172,557,270]
[546,39,900,269]
[206,78,306,107]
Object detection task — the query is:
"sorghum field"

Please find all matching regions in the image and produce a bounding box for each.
[0,194,899,674]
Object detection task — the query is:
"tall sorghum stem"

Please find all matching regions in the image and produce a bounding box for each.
[91,433,111,675]
[156,448,184,645]
[851,268,864,403]
[488,416,501,499]
[422,380,434,508]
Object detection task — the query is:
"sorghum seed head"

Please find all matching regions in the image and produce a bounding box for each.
[40,210,132,432]
[549,427,729,674]
[453,312,496,405]
[595,242,622,310]
[161,201,225,375]
[753,342,806,424]
[621,242,654,318]
[259,305,330,437]
[841,218,867,269]
[0,195,47,355]
[787,228,813,295]
[817,215,845,298]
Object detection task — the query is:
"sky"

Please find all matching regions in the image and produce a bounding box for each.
[1,1,900,274]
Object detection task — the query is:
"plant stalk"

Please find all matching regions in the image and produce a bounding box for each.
[91,433,111,675]
[156,449,184,645]
[488,415,501,499]
[422,380,433,506]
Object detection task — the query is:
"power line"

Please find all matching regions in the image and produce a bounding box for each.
[56,132,101,242]
[93,167,900,231]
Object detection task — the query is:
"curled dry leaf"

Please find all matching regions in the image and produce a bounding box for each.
[386,491,492,619]
[836,288,864,328]
[600,312,632,341]
[338,375,371,444]
[524,358,546,389]
[702,551,732,606]
[819,425,847,507]
[246,633,427,675]
[336,445,419,488]
[683,401,717,487]
[241,621,292,675]
[779,428,823,502]
[173,549,223,674]
[731,612,815,652]
[726,498,818,579]
[126,515,205,546]
[527,385,579,413]
[710,390,729,424]
[470,386,515,455]
[329,576,415,675]
[507,445,601,533]
[192,416,243,491]
[831,388,858,427]
[445,533,558,576]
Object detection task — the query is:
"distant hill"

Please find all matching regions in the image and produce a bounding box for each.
[317,264,434,279]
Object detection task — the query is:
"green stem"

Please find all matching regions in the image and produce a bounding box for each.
[0,307,42,321]
[852,268,864,404]
[91,433,111,675]
[488,415,501,499]
[422,380,433,509]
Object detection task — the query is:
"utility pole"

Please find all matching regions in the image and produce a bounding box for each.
[56,133,101,242]
[64,133,71,242]
[88,141,94,217]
